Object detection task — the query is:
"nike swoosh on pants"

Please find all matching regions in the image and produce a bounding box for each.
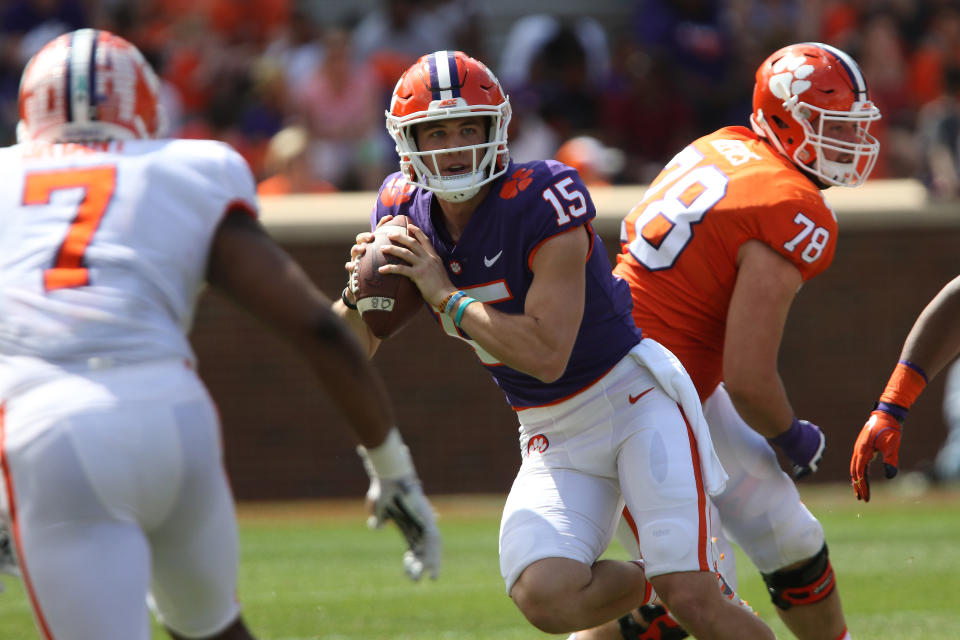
[629,387,655,404]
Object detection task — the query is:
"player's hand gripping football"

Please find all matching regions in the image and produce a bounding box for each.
[357,430,441,581]
[850,410,902,502]
[344,215,400,295]
[769,417,826,479]
[378,223,456,308]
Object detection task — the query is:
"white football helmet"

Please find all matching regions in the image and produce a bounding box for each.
[386,50,511,202]
[17,28,164,143]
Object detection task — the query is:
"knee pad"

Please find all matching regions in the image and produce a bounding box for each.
[637,518,698,577]
[761,544,836,610]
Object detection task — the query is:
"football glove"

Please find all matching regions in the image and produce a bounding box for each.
[363,474,441,581]
[769,417,826,480]
[850,410,902,502]
[357,429,441,581]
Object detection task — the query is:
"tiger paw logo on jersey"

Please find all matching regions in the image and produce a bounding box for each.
[380,176,415,206]
[768,52,814,102]
[500,168,534,199]
[527,434,549,456]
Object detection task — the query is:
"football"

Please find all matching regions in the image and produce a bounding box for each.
[354,215,424,339]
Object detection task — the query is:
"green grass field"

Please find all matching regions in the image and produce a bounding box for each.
[1,483,958,639]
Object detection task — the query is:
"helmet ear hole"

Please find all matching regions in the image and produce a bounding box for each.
[771,115,790,130]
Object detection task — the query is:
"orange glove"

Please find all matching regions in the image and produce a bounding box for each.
[850,410,902,502]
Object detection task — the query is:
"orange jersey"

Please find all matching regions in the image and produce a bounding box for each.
[613,126,838,398]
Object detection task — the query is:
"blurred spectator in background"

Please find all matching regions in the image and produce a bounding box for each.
[820,0,870,51]
[630,0,737,136]
[205,0,289,49]
[554,135,624,187]
[290,25,385,190]
[263,6,325,91]
[234,56,292,178]
[353,0,481,96]
[1,0,87,60]
[0,0,88,145]
[258,125,337,195]
[854,9,917,178]
[498,14,610,162]
[907,3,960,109]
[597,38,695,183]
[4,0,960,196]
[915,64,960,200]
[498,13,610,96]
[723,1,819,128]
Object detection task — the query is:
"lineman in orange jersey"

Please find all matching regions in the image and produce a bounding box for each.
[573,43,880,640]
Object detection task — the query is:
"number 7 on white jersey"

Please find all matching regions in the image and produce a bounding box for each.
[23,165,117,291]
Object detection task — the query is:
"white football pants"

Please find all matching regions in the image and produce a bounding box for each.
[0,359,240,640]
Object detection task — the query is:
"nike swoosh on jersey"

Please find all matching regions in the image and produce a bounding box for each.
[484,250,503,267]
[629,387,655,404]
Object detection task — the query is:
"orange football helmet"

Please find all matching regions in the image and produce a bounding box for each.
[386,50,511,202]
[751,42,881,187]
[17,28,164,143]
[554,135,624,186]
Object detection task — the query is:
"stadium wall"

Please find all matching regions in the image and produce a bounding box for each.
[191,181,960,500]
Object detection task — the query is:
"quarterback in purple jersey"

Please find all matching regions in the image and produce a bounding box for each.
[336,51,773,640]
[371,159,640,408]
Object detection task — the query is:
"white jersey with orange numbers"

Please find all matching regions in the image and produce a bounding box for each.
[614,126,838,398]
[0,139,258,383]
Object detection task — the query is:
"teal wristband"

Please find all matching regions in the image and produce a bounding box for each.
[454,297,477,328]
[441,290,465,314]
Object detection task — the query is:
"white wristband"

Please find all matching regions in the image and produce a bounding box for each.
[358,428,415,480]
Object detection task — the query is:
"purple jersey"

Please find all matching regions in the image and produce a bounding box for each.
[372,160,642,408]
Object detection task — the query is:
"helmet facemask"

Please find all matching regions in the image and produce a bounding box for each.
[785,96,880,187]
[388,99,511,202]
[750,42,882,188]
[385,50,512,202]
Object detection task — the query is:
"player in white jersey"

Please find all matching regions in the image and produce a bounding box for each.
[0,29,441,640]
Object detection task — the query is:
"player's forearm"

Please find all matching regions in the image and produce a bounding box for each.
[300,314,394,448]
[899,275,960,382]
[333,295,382,358]
[457,302,574,382]
[724,374,795,438]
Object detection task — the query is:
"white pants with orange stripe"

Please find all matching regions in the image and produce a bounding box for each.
[499,341,723,594]
[0,358,240,640]
[703,383,825,575]
[615,382,826,587]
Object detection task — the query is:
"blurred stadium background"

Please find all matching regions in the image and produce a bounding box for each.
[3,1,960,638]
[3,0,955,547]
[7,0,948,501]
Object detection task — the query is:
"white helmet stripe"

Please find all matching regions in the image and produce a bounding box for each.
[432,50,454,100]
[68,28,97,124]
